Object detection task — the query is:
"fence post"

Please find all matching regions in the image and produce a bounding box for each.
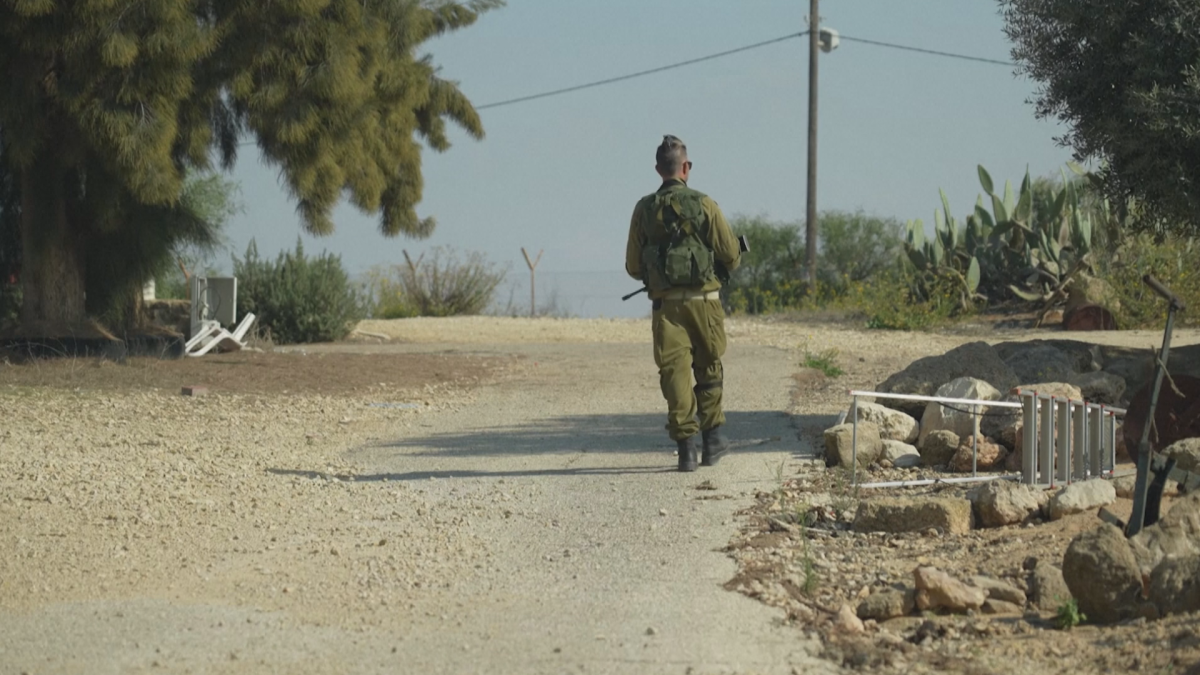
[1021,392,1037,485]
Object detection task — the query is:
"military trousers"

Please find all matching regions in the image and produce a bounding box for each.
[652,297,727,441]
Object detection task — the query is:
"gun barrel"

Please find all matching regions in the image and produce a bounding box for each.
[622,287,648,301]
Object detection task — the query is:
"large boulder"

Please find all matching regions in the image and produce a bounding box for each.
[970,480,1041,527]
[850,402,918,443]
[1162,437,1200,473]
[1129,492,1200,576]
[1013,381,1083,402]
[918,377,1002,446]
[1049,479,1117,520]
[948,435,1007,473]
[876,342,1018,417]
[1101,347,1154,402]
[823,422,883,469]
[1066,275,1122,313]
[1062,524,1146,624]
[1068,370,1127,405]
[919,430,960,467]
[1003,344,1077,385]
[1148,555,1200,617]
[882,440,922,468]
[853,498,973,535]
[994,339,1104,374]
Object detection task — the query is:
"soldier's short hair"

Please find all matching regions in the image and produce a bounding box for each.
[655,135,688,175]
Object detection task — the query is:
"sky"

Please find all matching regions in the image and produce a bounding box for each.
[218,0,1077,319]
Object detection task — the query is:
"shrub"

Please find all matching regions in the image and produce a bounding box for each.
[1104,235,1200,328]
[234,239,365,344]
[722,212,904,314]
[365,247,505,318]
[836,267,962,331]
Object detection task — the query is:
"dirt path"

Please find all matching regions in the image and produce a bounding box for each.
[5,316,1200,675]
[0,323,838,675]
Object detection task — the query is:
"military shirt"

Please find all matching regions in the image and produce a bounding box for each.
[625,178,741,300]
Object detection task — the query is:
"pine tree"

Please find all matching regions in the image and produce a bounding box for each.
[0,0,499,330]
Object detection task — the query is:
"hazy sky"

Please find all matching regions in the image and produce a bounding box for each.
[220,0,1075,318]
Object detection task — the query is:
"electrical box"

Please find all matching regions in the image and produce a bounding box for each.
[819,28,839,53]
[190,276,237,329]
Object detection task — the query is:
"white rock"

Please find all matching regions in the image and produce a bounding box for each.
[882,440,922,468]
[851,402,919,443]
[1049,479,1117,520]
[918,377,1001,446]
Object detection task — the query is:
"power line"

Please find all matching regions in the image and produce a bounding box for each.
[838,34,1014,67]
[476,31,809,110]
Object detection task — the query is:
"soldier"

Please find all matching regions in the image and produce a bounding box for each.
[625,135,742,472]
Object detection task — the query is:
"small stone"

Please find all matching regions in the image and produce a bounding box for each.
[981,599,1023,615]
[645,627,657,636]
[913,567,987,613]
[1029,564,1070,611]
[854,498,972,535]
[970,576,1027,605]
[658,509,668,517]
[948,435,1008,473]
[882,440,922,469]
[180,386,208,397]
[823,422,883,468]
[857,589,915,621]
[1049,479,1117,520]
[969,481,1041,527]
[833,604,865,633]
[918,430,960,467]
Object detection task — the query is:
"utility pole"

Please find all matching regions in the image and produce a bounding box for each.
[805,0,820,286]
[521,247,543,318]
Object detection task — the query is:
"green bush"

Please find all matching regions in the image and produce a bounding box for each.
[836,267,962,331]
[722,212,905,315]
[1105,235,1200,328]
[365,247,505,318]
[234,238,365,344]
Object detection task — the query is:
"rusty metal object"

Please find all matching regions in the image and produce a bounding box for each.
[1062,304,1118,331]
[1123,374,1200,454]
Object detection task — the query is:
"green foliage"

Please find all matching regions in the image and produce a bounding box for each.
[1055,597,1086,630]
[802,348,844,378]
[904,164,1104,310]
[722,212,903,313]
[840,268,961,331]
[150,172,241,302]
[365,248,506,318]
[0,0,501,326]
[1002,0,1200,234]
[816,211,905,292]
[1105,236,1200,329]
[234,239,365,345]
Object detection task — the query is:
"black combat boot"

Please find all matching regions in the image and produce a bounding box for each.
[677,436,698,472]
[701,426,729,466]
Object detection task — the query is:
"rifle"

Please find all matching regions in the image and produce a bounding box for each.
[622,235,749,301]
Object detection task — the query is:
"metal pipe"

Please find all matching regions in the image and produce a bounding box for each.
[972,404,979,477]
[857,475,1020,489]
[1057,397,1071,485]
[847,390,1022,409]
[1022,392,1037,485]
[851,395,859,486]
[1088,404,1103,478]
[1039,394,1054,487]
[1073,401,1087,482]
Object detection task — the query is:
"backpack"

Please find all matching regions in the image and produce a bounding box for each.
[639,190,716,293]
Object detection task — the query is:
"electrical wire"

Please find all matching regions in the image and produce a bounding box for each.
[476,31,809,110]
[837,34,1014,67]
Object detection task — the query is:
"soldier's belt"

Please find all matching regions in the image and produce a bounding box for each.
[661,289,720,301]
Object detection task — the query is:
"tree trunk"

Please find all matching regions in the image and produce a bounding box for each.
[18,162,87,329]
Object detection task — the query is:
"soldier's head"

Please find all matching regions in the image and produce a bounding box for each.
[655,134,691,180]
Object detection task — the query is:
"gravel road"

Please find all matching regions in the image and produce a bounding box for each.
[1,318,842,675]
[5,316,1197,675]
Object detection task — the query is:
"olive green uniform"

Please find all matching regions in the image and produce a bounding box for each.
[625,178,741,441]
